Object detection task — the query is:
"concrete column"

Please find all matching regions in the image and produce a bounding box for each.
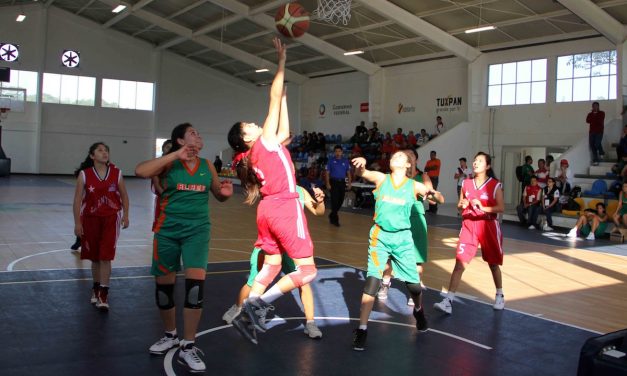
[368,69,385,128]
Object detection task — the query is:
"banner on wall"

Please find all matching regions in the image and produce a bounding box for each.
[397,103,416,114]
[436,95,463,114]
[318,103,353,118]
[360,102,369,112]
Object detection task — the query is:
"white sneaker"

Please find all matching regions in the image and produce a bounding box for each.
[178,344,206,373]
[586,233,595,240]
[90,289,98,304]
[493,294,505,310]
[407,297,415,306]
[222,304,241,324]
[433,298,452,314]
[543,225,553,231]
[304,321,323,339]
[567,228,578,238]
[528,225,535,230]
[149,334,180,355]
[377,282,390,300]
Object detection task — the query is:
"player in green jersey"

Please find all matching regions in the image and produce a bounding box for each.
[350,151,443,351]
[135,123,233,373]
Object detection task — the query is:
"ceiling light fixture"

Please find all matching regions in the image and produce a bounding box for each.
[255,68,269,73]
[344,50,364,56]
[16,14,26,22]
[112,5,127,13]
[464,25,495,34]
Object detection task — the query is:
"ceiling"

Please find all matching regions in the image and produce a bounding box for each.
[3,0,627,84]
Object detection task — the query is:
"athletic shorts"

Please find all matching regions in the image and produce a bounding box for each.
[410,214,428,263]
[367,225,419,284]
[255,198,314,259]
[456,218,503,265]
[80,214,121,261]
[580,222,608,238]
[151,221,210,276]
[246,247,297,287]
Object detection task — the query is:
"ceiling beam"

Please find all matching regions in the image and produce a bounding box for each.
[211,0,380,75]
[102,0,156,29]
[557,0,626,44]
[76,0,96,15]
[359,0,481,62]
[133,0,208,37]
[97,0,308,84]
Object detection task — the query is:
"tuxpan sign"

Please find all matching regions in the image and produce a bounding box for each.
[436,95,463,114]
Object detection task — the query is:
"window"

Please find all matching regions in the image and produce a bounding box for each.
[102,79,154,111]
[42,73,95,106]
[556,50,616,102]
[0,69,38,102]
[488,59,547,106]
[155,138,168,158]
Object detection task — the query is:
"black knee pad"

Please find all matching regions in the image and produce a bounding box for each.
[155,283,175,310]
[406,282,422,297]
[363,276,381,297]
[184,279,204,309]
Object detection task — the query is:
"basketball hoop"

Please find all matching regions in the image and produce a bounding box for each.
[313,0,352,25]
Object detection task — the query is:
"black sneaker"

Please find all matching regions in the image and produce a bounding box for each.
[413,307,429,332]
[231,314,258,345]
[352,329,367,351]
[243,298,273,333]
[70,237,81,251]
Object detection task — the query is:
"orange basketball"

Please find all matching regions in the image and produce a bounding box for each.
[275,2,310,38]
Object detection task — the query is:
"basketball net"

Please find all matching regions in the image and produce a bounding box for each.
[313,0,352,25]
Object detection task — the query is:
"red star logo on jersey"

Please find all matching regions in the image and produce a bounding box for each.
[88,185,95,193]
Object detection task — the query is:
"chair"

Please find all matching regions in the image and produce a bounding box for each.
[583,179,611,197]
[561,197,585,217]
[606,200,619,216]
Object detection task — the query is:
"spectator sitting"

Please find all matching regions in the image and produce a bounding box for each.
[416,129,429,147]
[517,176,542,229]
[567,202,608,240]
[381,132,394,154]
[434,116,444,137]
[535,158,548,189]
[393,128,406,149]
[407,130,417,148]
[555,159,573,195]
[541,177,560,231]
[307,151,317,167]
[612,181,627,231]
[372,152,390,173]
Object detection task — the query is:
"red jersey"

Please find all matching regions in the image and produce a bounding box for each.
[250,137,298,199]
[80,165,122,217]
[461,177,502,220]
[523,184,542,205]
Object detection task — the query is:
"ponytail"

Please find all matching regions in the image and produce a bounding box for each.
[228,121,260,205]
[75,142,109,177]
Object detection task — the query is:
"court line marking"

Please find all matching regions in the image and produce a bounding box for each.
[0,264,341,285]
[163,316,491,376]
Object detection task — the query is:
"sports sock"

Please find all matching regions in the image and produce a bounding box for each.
[259,284,284,304]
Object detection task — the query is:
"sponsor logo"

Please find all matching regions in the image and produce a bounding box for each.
[319,104,326,116]
[360,102,369,112]
[332,104,352,115]
[397,103,415,114]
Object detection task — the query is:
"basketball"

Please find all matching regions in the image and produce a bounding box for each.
[275,2,310,38]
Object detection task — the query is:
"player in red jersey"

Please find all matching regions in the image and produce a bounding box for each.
[72,142,129,311]
[434,152,505,314]
[227,37,317,344]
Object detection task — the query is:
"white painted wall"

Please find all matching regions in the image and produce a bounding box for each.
[382,58,468,136]
[300,71,369,136]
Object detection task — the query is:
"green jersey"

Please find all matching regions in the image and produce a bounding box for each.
[411,173,426,217]
[159,158,212,224]
[296,185,306,208]
[374,175,416,232]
